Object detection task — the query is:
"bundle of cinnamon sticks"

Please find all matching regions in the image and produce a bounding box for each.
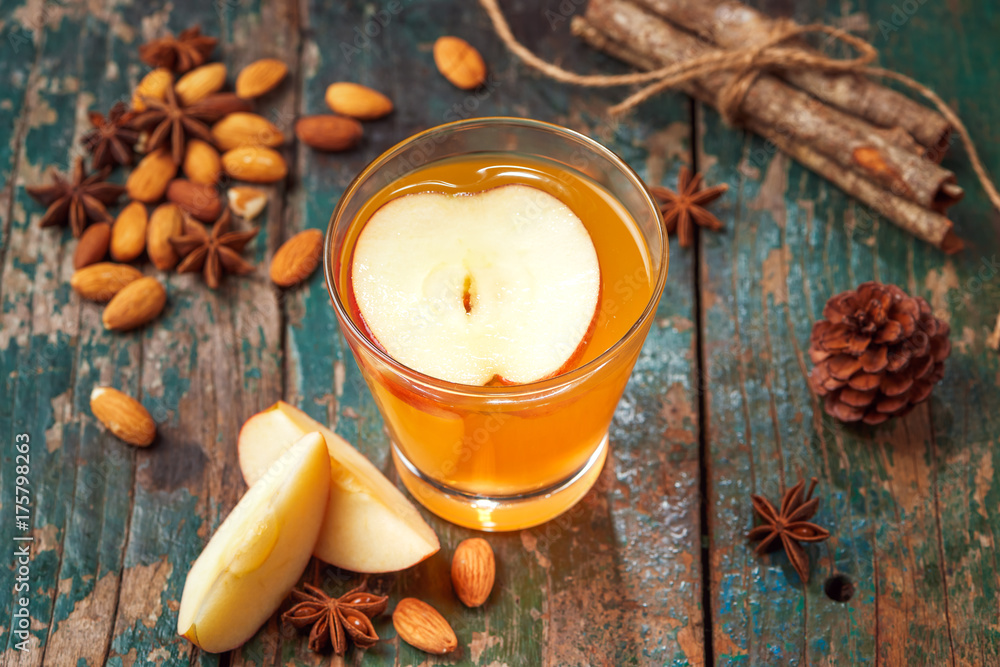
[572,0,963,252]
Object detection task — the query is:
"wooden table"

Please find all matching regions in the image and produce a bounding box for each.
[2,0,998,664]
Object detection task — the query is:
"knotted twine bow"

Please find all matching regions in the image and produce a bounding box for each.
[478,0,1000,214]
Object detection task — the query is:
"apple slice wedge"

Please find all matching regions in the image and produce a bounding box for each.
[350,184,601,386]
[177,431,330,653]
[238,401,440,573]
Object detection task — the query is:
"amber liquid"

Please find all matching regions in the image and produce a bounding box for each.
[335,153,656,529]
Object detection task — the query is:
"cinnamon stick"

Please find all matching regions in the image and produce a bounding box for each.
[632,0,953,155]
[572,15,961,252]
[583,0,962,213]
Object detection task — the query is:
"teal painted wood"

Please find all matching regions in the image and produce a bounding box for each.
[270,1,704,665]
[3,0,998,664]
[699,0,1000,664]
[0,0,703,664]
[46,6,144,665]
[1,1,107,661]
[878,2,1000,664]
[110,0,291,665]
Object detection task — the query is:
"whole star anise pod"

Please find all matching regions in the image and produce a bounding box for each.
[81,102,139,169]
[282,583,388,654]
[139,26,217,73]
[748,477,830,584]
[650,167,728,247]
[25,158,125,237]
[130,85,250,165]
[809,281,950,425]
[169,208,257,288]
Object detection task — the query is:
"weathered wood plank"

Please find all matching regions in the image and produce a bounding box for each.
[94,1,290,665]
[11,0,999,664]
[279,1,704,665]
[700,0,1000,663]
[211,0,301,663]
[880,1,1000,664]
[1,1,96,662]
[0,0,44,267]
[40,4,145,665]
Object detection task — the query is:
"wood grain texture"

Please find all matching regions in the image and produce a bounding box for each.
[0,0,997,664]
[697,0,1000,664]
[271,1,704,664]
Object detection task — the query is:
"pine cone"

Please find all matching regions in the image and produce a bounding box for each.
[809,282,950,425]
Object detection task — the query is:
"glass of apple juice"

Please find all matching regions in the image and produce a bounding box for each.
[324,117,667,531]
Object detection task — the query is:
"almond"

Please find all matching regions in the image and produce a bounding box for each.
[235,58,288,99]
[183,139,222,186]
[90,386,156,446]
[324,82,393,120]
[270,229,323,287]
[175,62,227,106]
[127,148,177,202]
[110,202,148,262]
[392,598,458,655]
[227,186,268,220]
[133,68,173,112]
[294,115,362,152]
[221,146,288,183]
[147,203,185,270]
[451,538,495,607]
[166,179,223,222]
[211,112,285,151]
[70,262,143,302]
[433,36,486,90]
[191,93,254,118]
[102,276,167,331]
[74,222,111,269]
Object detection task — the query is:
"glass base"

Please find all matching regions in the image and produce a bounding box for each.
[391,435,609,531]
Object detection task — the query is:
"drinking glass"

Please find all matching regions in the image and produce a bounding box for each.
[325,117,667,530]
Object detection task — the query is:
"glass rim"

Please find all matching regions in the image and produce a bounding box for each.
[324,116,668,398]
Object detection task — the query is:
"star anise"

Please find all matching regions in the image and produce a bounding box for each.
[650,167,728,247]
[25,158,125,237]
[169,208,257,288]
[748,477,831,584]
[81,102,139,169]
[131,85,250,165]
[139,26,217,73]
[282,583,388,654]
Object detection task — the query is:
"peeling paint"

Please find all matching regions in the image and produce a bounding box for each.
[924,262,959,321]
[116,556,172,630]
[520,532,551,569]
[470,631,502,663]
[974,450,994,520]
[644,121,690,185]
[748,152,788,228]
[45,571,118,662]
[761,246,791,307]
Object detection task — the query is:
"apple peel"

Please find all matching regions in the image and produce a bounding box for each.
[238,401,440,573]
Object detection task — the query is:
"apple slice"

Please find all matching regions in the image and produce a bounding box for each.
[177,431,330,653]
[237,401,440,572]
[350,184,601,385]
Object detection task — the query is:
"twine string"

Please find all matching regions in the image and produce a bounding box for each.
[477,0,1000,213]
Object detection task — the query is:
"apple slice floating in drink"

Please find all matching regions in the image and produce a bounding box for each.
[237,401,440,573]
[350,184,601,386]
